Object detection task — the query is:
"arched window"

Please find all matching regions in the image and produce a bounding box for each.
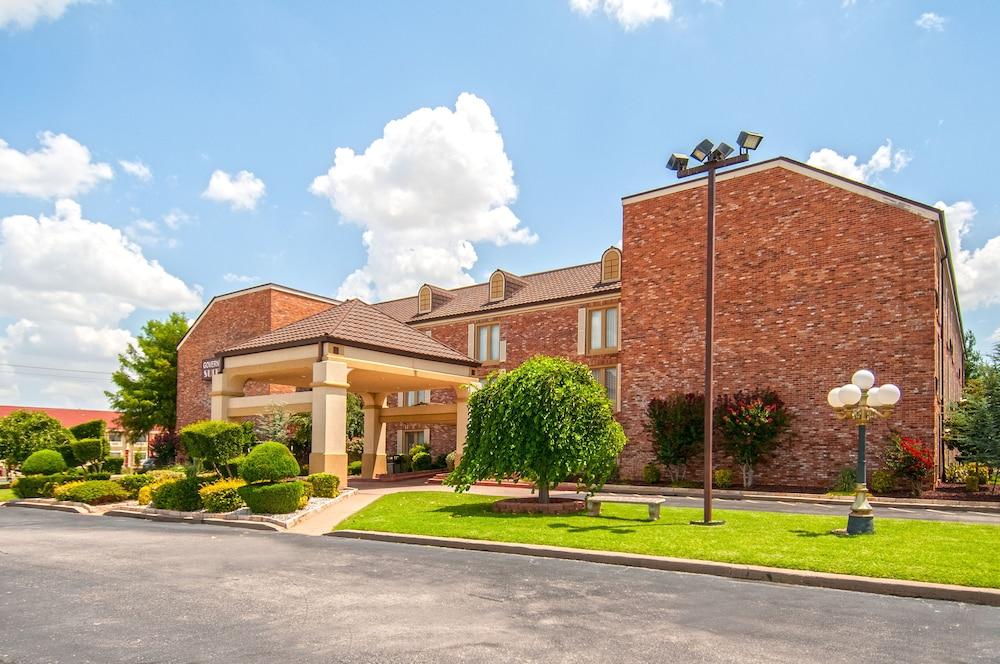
[417,285,432,314]
[489,271,506,302]
[601,247,622,283]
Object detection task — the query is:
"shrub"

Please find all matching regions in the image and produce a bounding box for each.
[713,468,733,489]
[445,451,456,471]
[180,420,255,473]
[54,480,128,505]
[646,393,704,483]
[103,457,125,474]
[642,463,661,484]
[307,472,339,498]
[151,477,203,511]
[137,484,158,505]
[238,481,304,514]
[146,469,186,482]
[11,473,79,498]
[148,431,179,466]
[22,449,68,475]
[870,469,896,495]
[408,443,428,457]
[240,442,299,484]
[411,451,432,471]
[715,389,792,489]
[68,419,107,441]
[298,480,313,510]
[447,356,626,502]
[347,436,365,461]
[0,410,76,470]
[831,467,856,493]
[944,462,990,485]
[70,438,106,468]
[433,454,447,469]
[199,478,247,513]
[115,473,158,498]
[883,433,935,496]
[348,460,362,476]
[55,442,78,468]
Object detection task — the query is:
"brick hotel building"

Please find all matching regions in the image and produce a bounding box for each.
[177,157,964,488]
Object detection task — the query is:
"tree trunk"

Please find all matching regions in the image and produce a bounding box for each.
[742,464,753,489]
[537,482,550,504]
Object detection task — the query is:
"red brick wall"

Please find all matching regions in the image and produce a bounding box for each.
[176,289,332,429]
[619,165,953,488]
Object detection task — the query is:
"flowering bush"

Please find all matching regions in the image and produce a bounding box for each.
[715,389,791,488]
[883,433,935,496]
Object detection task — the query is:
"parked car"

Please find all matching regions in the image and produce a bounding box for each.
[140,457,157,472]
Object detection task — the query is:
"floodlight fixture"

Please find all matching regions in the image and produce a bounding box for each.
[737,130,764,152]
[710,142,734,160]
[690,139,714,163]
[667,153,689,171]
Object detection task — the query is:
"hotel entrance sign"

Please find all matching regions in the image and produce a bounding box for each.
[201,358,221,381]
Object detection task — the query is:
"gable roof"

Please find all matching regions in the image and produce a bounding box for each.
[177,283,340,350]
[220,299,479,366]
[376,261,620,324]
[0,405,121,429]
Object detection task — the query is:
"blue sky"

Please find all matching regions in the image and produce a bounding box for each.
[1,0,998,408]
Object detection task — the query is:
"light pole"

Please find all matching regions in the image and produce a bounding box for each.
[667,130,764,527]
[827,369,901,535]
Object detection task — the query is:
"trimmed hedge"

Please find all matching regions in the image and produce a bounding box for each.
[151,477,203,512]
[199,478,246,513]
[54,480,128,505]
[103,457,125,474]
[54,442,78,468]
[115,473,158,498]
[299,479,313,510]
[11,473,81,498]
[240,442,299,484]
[238,480,303,514]
[68,419,107,441]
[180,420,254,469]
[307,472,339,498]
[347,460,362,476]
[71,438,106,467]
[22,449,68,475]
[411,451,432,471]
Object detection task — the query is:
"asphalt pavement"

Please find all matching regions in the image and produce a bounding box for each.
[0,508,997,664]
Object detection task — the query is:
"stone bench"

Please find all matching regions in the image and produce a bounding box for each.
[586,495,667,520]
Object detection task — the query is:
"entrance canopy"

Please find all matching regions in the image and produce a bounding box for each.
[210,299,479,485]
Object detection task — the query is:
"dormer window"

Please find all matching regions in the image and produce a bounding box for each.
[417,285,432,314]
[601,247,622,283]
[489,271,506,302]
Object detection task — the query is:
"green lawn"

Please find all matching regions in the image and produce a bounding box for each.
[0,488,14,501]
[335,492,1000,588]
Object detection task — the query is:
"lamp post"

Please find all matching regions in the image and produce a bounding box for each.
[667,130,764,527]
[827,369,901,535]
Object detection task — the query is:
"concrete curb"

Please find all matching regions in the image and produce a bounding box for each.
[3,499,93,514]
[327,529,1000,607]
[104,508,283,531]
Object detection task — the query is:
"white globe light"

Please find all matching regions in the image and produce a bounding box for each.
[827,388,844,408]
[880,383,901,406]
[838,383,862,406]
[866,387,881,407]
[851,369,875,390]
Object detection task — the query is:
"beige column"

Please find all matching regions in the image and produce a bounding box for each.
[210,372,244,421]
[454,384,471,463]
[360,392,388,479]
[308,359,350,487]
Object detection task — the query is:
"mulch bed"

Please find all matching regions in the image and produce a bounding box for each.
[491,497,586,515]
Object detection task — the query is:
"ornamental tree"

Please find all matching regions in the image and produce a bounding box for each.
[646,393,703,483]
[715,389,791,488]
[446,355,626,503]
[0,410,76,471]
[883,432,936,496]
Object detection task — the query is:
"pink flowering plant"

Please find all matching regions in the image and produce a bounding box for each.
[715,389,791,488]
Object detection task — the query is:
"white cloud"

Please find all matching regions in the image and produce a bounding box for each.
[222,272,259,284]
[124,218,178,249]
[201,169,266,211]
[310,93,537,302]
[0,0,87,30]
[934,201,1000,311]
[806,139,912,183]
[0,200,202,406]
[0,131,113,198]
[162,208,192,230]
[916,12,946,32]
[119,159,152,182]
[569,0,673,30]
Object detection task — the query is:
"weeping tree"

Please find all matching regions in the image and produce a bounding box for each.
[446,355,626,503]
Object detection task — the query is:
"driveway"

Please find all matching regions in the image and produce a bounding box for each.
[1,508,997,663]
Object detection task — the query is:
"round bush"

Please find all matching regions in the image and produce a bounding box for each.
[199,478,246,513]
[445,451,456,471]
[54,480,129,505]
[411,451,432,471]
[307,472,339,498]
[151,477,203,512]
[240,442,299,484]
[237,481,304,514]
[347,460,362,476]
[22,449,68,475]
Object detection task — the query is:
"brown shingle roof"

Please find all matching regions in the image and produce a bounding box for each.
[221,299,478,366]
[376,261,620,323]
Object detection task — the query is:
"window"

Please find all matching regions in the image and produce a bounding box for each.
[476,323,501,362]
[417,285,432,314]
[403,390,430,406]
[489,271,505,302]
[601,247,621,283]
[588,306,619,353]
[591,366,619,410]
[400,429,426,455]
